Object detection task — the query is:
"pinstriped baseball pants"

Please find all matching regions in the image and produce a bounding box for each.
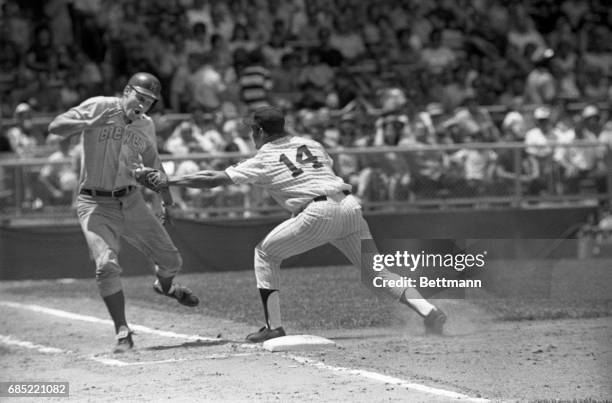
[254,193,405,299]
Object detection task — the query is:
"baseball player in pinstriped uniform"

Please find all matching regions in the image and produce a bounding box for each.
[166,107,447,342]
[48,72,199,353]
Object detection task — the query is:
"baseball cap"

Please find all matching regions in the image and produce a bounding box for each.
[534,106,551,120]
[582,105,599,119]
[243,107,285,134]
[502,111,524,129]
[15,103,31,114]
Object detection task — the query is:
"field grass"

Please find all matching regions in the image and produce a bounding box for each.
[3,258,611,331]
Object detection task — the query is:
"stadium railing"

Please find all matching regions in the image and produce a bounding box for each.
[1,142,610,219]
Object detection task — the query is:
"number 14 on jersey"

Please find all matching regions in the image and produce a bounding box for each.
[279,145,323,177]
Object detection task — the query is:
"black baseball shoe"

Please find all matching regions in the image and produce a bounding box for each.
[424,308,447,335]
[153,279,199,307]
[113,326,134,354]
[246,326,286,343]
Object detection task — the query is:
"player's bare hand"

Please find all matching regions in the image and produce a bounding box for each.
[87,108,123,128]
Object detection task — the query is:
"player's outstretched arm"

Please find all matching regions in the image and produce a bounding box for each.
[48,108,122,137]
[168,170,233,189]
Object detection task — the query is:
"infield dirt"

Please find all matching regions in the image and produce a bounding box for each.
[1,267,611,401]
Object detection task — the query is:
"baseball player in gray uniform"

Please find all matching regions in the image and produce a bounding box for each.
[48,72,199,353]
[165,107,447,342]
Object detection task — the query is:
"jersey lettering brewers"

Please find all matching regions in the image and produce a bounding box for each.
[66,96,161,190]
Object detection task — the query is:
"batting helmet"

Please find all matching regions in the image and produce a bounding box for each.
[127,72,161,101]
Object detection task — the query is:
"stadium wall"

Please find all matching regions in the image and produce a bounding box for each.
[0,206,597,280]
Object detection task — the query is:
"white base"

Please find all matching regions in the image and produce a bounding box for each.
[262,335,336,352]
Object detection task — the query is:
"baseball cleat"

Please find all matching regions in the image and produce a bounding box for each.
[424,308,447,335]
[246,326,286,343]
[153,279,200,307]
[113,326,134,354]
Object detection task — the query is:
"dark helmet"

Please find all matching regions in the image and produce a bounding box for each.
[127,72,161,100]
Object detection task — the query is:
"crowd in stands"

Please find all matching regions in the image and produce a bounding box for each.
[1,0,611,213]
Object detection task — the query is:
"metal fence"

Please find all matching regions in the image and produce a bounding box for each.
[1,141,610,219]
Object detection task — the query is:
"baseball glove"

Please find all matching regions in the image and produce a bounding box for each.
[133,167,168,192]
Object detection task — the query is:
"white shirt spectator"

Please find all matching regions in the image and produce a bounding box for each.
[525,126,553,158]
[329,32,366,60]
[451,148,497,181]
[599,122,612,148]
[190,64,226,110]
[524,68,556,104]
[508,27,546,56]
[186,1,213,29]
[421,46,457,73]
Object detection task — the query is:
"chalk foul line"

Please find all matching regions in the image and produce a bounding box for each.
[0,301,218,342]
[2,300,488,401]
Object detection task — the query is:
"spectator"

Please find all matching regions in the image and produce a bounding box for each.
[449,132,498,197]
[25,26,58,73]
[195,109,227,153]
[210,34,233,74]
[329,16,366,61]
[209,3,234,42]
[525,106,556,158]
[1,0,31,54]
[507,8,547,57]
[44,0,74,49]
[269,18,293,46]
[270,53,301,97]
[5,103,41,158]
[371,111,413,201]
[5,103,44,209]
[70,0,106,63]
[170,52,226,113]
[496,119,540,196]
[223,118,255,155]
[238,50,273,111]
[298,49,335,92]
[163,118,211,209]
[524,49,557,105]
[74,50,104,98]
[420,29,457,74]
[389,27,422,65]
[579,65,609,103]
[149,23,187,103]
[0,24,21,97]
[554,105,604,193]
[295,81,327,111]
[582,23,612,77]
[184,22,211,56]
[560,0,589,31]
[314,27,344,68]
[553,41,581,101]
[262,29,293,68]
[501,108,528,141]
[229,23,258,54]
[460,91,501,142]
[165,120,206,156]
[39,136,79,206]
[525,105,568,194]
[405,122,451,199]
[333,113,362,188]
[600,120,612,149]
[186,0,212,29]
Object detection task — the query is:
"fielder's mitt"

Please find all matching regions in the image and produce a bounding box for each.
[133,167,168,192]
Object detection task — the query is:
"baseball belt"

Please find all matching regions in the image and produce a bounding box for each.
[313,190,351,202]
[80,186,136,198]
